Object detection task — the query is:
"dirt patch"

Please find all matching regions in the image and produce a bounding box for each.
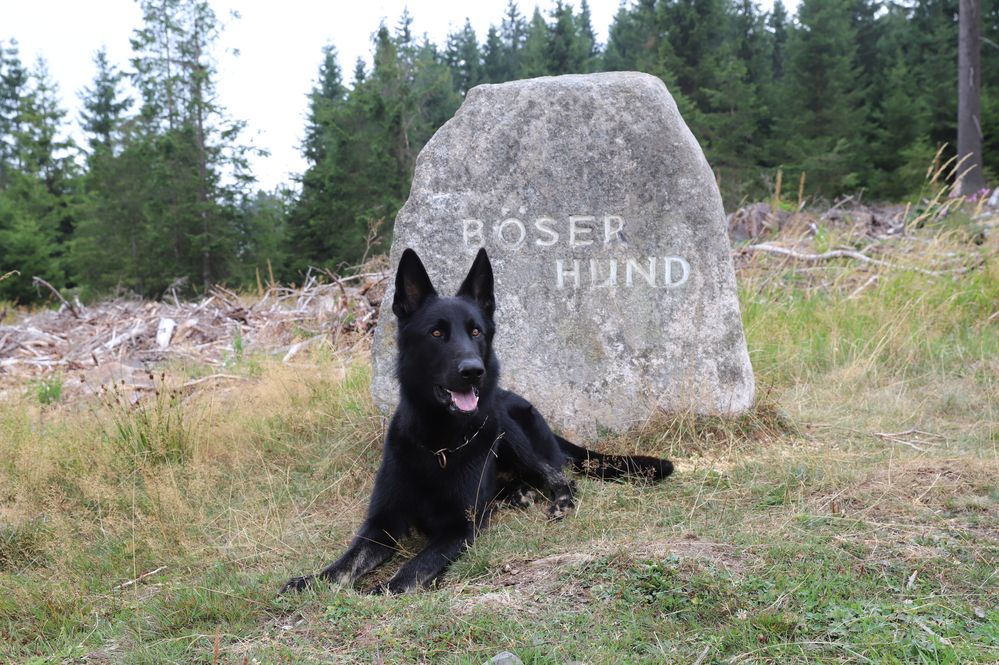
[451,537,746,614]
[840,459,997,517]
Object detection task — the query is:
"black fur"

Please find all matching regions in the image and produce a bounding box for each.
[280,248,673,595]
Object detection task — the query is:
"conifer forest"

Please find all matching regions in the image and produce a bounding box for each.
[1,0,996,302]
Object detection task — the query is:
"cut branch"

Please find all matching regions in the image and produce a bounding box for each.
[116,565,166,589]
[743,244,977,277]
[32,277,81,318]
[870,429,945,453]
[182,373,247,389]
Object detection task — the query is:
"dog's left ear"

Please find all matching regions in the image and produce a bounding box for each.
[393,248,437,319]
[456,248,495,318]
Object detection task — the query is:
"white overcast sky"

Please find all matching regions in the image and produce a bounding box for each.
[5,1,793,192]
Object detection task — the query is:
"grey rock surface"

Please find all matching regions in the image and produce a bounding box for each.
[372,72,754,440]
[484,652,524,665]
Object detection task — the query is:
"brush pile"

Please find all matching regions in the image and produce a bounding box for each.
[0,265,389,400]
[729,197,995,296]
[726,199,912,242]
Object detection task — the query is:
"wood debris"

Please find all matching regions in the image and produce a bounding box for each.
[0,267,388,401]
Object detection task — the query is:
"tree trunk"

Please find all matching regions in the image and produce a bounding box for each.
[957,0,986,195]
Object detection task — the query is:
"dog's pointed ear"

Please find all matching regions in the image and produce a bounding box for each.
[456,248,495,318]
[393,249,437,319]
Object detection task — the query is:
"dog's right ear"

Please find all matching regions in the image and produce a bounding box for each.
[456,248,495,319]
[393,248,437,319]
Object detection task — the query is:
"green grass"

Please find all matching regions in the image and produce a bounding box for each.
[32,374,64,405]
[0,228,996,663]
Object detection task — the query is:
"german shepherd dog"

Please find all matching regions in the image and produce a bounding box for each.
[281,248,673,594]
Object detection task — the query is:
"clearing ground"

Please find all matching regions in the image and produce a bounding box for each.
[0,203,996,663]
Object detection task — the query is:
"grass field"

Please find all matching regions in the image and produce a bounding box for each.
[1,223,996,663]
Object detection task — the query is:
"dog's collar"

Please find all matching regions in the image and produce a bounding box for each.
[432,416,490,469]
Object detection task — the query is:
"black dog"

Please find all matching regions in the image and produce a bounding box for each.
[281,248,673,594]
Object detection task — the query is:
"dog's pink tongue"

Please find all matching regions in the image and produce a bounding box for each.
[451,389,478,412]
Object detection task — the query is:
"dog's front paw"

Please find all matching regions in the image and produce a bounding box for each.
[546,494,575,521]
[504,487,537,509]
[368,577,417,595]
[280,574,316,594]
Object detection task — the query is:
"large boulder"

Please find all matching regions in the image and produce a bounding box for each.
[372,72,754,440]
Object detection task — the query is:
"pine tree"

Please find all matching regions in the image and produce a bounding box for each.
[730,0,771,85]
[396,8,414,47]
[957,0,986,193]
[74,48,145,295]
[870,47,933,197]
[699,0,772,200]
[70,131,152,294]
[410,39,461,133]
[301,44,345,168]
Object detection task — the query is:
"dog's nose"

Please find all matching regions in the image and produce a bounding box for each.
[458,359,485,382]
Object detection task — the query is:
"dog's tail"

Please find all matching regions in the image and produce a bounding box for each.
[557,436,673,481]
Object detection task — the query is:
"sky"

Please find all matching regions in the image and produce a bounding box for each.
[4,0,792,192]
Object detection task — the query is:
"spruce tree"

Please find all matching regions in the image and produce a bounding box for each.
[445,19,483,95]
[234,189,288,284]
[520,7,551,77]
[0,40,29,186]
[769,0,789,79]
[700,0,772,200]
[657,0,729,102]
[15,59,78,199]
[0,54,76,301]
[500,0,528,79]
[79,48,133,155]
[981,0,998,178]
[603,0,660,72]
[0,196,60,302]
[910,0,959,153]
[782,0,868,195]
[283,44,349,276]
[575,0,599,72]
[483,26,506,83]
[547,0,583,75]
[126,0,254,292]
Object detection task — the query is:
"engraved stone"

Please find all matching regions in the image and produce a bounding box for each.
[371,72,754,440]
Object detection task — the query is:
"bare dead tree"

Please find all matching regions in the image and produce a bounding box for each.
[958,0,986,195]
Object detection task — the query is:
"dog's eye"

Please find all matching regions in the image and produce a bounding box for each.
[431,329,443,338]
[471,328,481,337]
